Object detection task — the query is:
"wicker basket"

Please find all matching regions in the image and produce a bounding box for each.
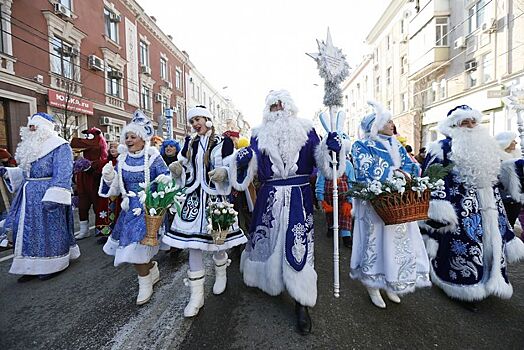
[142,213,164,246]
[210,229,229,245]
[371,189,430,225]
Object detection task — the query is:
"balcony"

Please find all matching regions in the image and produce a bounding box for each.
[408,46,450,80]
[0,53,16,74]
[50,73,82,96]
[105,95,125,110]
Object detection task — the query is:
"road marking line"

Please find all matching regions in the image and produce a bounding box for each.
[0,254,14,262]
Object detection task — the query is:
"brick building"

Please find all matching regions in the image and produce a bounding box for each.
[0,0,203,153]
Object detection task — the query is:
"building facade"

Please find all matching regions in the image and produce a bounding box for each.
[0,0,240,152]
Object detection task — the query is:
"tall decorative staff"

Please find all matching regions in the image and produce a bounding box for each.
[307,29,350,297]
[503,85,524,156]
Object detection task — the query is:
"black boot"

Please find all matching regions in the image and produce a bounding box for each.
[295,302,312,335]
[342,236,352,248]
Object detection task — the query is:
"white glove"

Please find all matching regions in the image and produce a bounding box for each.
[101,163,115,182]
[208,168,228,183]
[169,161,184,177]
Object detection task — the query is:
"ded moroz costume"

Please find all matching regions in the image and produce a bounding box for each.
[420,105,524,311]
[350,101,431,309]
[2,113,79,281]
[230,90,347,334]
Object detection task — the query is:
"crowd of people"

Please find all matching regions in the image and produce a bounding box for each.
[1,92,524,335]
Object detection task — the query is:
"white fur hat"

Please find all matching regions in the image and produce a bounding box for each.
[187,105,213,127]
[437,105,483,136]
[360,100,391,138]
[27,112,56,132]
[263,90,298,117]
[120,110,154,144]
[495,131,518,149]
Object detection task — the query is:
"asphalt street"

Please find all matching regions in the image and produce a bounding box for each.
[1,209,523,350]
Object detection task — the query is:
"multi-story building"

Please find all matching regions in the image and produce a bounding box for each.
[413,0,524,144]
[0,0,238,152]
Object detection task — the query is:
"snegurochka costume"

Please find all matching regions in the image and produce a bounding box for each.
[99,110,170,305]
[3,113,79,278]
[420,105,524,305]
[163,105,247,318]
[350,101,431,309]
[230,90,346,334]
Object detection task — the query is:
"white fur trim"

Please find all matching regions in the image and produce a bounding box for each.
[9,245,80,275]
[429,264,488,301]
[367,100,391,138]
[426,140,444,162]
[437,107,482,137]
[230,150,258,191]
[505,236,524,263]
[422,235,439,259]
[314,138,346,180]
[41,186,72,205]
[187,106,212,123]
[3,167,24,193]
[426,199,459,233]
[500,160,524,203]
[103,236,159,266]
[282,260,317,307]
[28,114,55,131]
[120,123,151,143]
[262,90,298,118]
[98,175,120,198]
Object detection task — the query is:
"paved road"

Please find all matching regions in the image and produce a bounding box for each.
[1,210,523,349]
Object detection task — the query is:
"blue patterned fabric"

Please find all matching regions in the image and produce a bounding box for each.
[421,138,516,293]
[5,143,78,274]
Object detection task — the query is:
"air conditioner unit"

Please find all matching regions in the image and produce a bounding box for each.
[103,132,114,141]
[100,116,111,125]
[54,3,72,18]
[106,125,114,133]
[165,81,173,89]
[453,36,466,49]
[481,18,497,33]
[465,60,478,71]
[34,74,44,84]
[141,65,151,75]
[109,13,121,23]
[108,70,123,79]
[88,55,104,71]
[155,93,163,102]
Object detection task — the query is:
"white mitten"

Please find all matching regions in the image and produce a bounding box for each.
[208,168,228,183]
[169,161,184,177]
[102,163,115,182]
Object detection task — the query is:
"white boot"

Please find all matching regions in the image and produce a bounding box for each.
[213,254,231,295]
[150,261,160,285]
[366,287,386,309]
[75,220,90,239]
[385,290,401,304]
[183,269,205,317]
[136,274,153,305]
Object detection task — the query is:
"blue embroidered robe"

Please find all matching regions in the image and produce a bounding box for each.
[234,123,344,307]
[350,135,431,294]
[4,141,79,275]
[99,148,169,266]
[421,138,524,301]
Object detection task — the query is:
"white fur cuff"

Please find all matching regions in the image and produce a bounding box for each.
[41,186,72,205]
[230,151,258,191]
[427,199,458,231]
[506,237,524,263]
[315,139,346,180]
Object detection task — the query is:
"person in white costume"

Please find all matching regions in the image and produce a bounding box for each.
[350,101,431,309]
[163,105,247,317]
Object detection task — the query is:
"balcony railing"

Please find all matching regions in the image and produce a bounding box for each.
[50,73,82,96]
[105,94,125,110]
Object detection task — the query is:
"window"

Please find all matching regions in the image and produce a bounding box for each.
[51,36,78,80]
[139,40,149,67]
[386,35,390,50]
[59,0,72,9]
[400,19,405,34]
[401,93,408,112]
[387,100,392,111]
[160,57,167,80]
[400,55,407,74]
[467,70,478,88]
[356,83,361,99]
[190,80,195,98]
[175,69,182,90]
[375,76,380,94]
[436,17,449,46]
[196,86,200,102]
[468,0,486,34]
[439,79,447,99]
[106,66,122,97]
[104,8,119,43]
[141,85,151,110]
[203,91,207,105]
[482,52,493,82]
[161,96,169,115]
[177,103,185,125]
[0,4,4,54]
[386,67,392,85]
[374,48,379,63]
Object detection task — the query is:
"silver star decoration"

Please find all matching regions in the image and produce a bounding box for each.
[307,28,349,82]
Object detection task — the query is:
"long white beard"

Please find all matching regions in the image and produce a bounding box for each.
[448,126,503,188]
[258,110,309,165]
[15,127,55,172]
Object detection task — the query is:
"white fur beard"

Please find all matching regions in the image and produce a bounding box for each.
[259,112,308,165]
[449,127,502,188]
[15,127,55,172]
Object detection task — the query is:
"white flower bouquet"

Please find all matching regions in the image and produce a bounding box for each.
[205,200,238,245]
[138,174,185,246]
[347,164,449,225]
